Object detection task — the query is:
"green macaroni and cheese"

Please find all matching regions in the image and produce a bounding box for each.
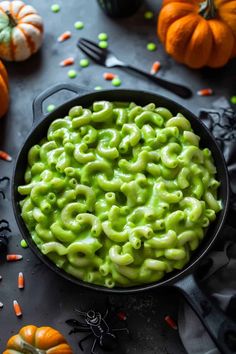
[18,101,222,288]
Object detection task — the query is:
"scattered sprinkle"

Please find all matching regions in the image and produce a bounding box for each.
[117,311,127,321]
[57,31,71,42]
[94,86,103,91]
[74,21,84,30]
[51,4,60,13]
[18,272,24,289]
[99,41,108,49]
[20,239,28,248]
[230,96,236,104]
[103,72,116,81]
[112,77,122,87]
[79,58,90,68]
[47,104,56,113]
[197,88,213,96]
[13,300,22,317]
[164,315,178,330]
[6,254,23,262]
[67,70,77,79]
[0,150,12,162]
[60,57,74,67]
[147,42,157,51]
[98,32,108,41]
[0,302,3,308]
[144,11,154,19]
[150,61,161,75]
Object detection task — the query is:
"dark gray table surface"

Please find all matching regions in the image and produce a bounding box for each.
[0,0,235,353]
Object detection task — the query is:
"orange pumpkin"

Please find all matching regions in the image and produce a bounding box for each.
[3,325,74,354]
[157,0,236,68]
[0,60,9,118]
[0,1,44,61]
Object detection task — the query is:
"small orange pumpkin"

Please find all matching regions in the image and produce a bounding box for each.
[3,325,74,354]
[0,59,9,118]
[0,0,44,61]
[157,0,236,68]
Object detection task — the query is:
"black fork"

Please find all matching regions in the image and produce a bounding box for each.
[77,38,193,99]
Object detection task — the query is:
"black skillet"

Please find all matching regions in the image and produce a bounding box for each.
[12,83,236,354]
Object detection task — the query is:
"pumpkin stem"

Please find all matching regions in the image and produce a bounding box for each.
[5,10,17,27]
[199,0,216,19]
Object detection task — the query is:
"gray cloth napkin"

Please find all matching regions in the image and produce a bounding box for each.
[178,98,236,354]
[178,238,236,354]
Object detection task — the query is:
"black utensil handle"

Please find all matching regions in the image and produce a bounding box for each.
[32,83,90,122]
[124,65,192,99]
[173,274,236,354]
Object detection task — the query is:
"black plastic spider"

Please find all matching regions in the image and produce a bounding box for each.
[0,177,9,199]
[0,219,10,254]
[199,108,236,147]
[66,307,129,354]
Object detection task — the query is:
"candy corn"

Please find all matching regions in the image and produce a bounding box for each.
[6,254,23,262]
[59,57,74,67]
[197,88,213,96]
[103,72,116,81]
[0,150,12,162]
[150,61,161,75]
[13,300,22,317]
[18,272,24,289]
[164,315,178,330]
[57,31,71,42]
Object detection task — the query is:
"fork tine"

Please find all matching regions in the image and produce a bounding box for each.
[77,41,102,62]
[79,38,106,56]
[79,40,103,58]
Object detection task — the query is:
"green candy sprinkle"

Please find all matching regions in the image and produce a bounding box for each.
[147,42,157,51]
[68,70,77,79]
[51,4,60,13]
[144,11,154,19]
[74,21,84,30]
[20,239,28,248]
[79,58,89,68]
[99,41,108,49]
[112,77,121,87]
[230,96,236,104]
[94,86,103,91]
[98,33,108,41]
[47,104,56,113]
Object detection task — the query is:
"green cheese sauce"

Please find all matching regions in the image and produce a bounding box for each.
[18,101,222,288]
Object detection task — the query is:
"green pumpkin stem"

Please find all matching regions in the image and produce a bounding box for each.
[5,10,17,27]
[199,0,216,19]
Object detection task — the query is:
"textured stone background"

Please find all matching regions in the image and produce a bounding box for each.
[0,0,235,352]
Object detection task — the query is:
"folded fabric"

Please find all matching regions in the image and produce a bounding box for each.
[178,99,236,354]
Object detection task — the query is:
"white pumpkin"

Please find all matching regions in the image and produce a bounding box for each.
[0,0,44,61]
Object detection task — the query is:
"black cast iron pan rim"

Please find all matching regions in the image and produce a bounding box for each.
[12,86,230,294]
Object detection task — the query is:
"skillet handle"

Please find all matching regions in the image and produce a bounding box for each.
[32,83,90,122]
[173,274,236,354]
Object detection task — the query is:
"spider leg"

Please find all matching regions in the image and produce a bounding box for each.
[112,328,129,334]
[91,338,98,354]
[69,327,90,335]
[78,333,93,351]
[103,307,109,319]
[66,319,88,327]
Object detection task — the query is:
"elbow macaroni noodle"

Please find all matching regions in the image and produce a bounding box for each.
[18,101,222,288]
